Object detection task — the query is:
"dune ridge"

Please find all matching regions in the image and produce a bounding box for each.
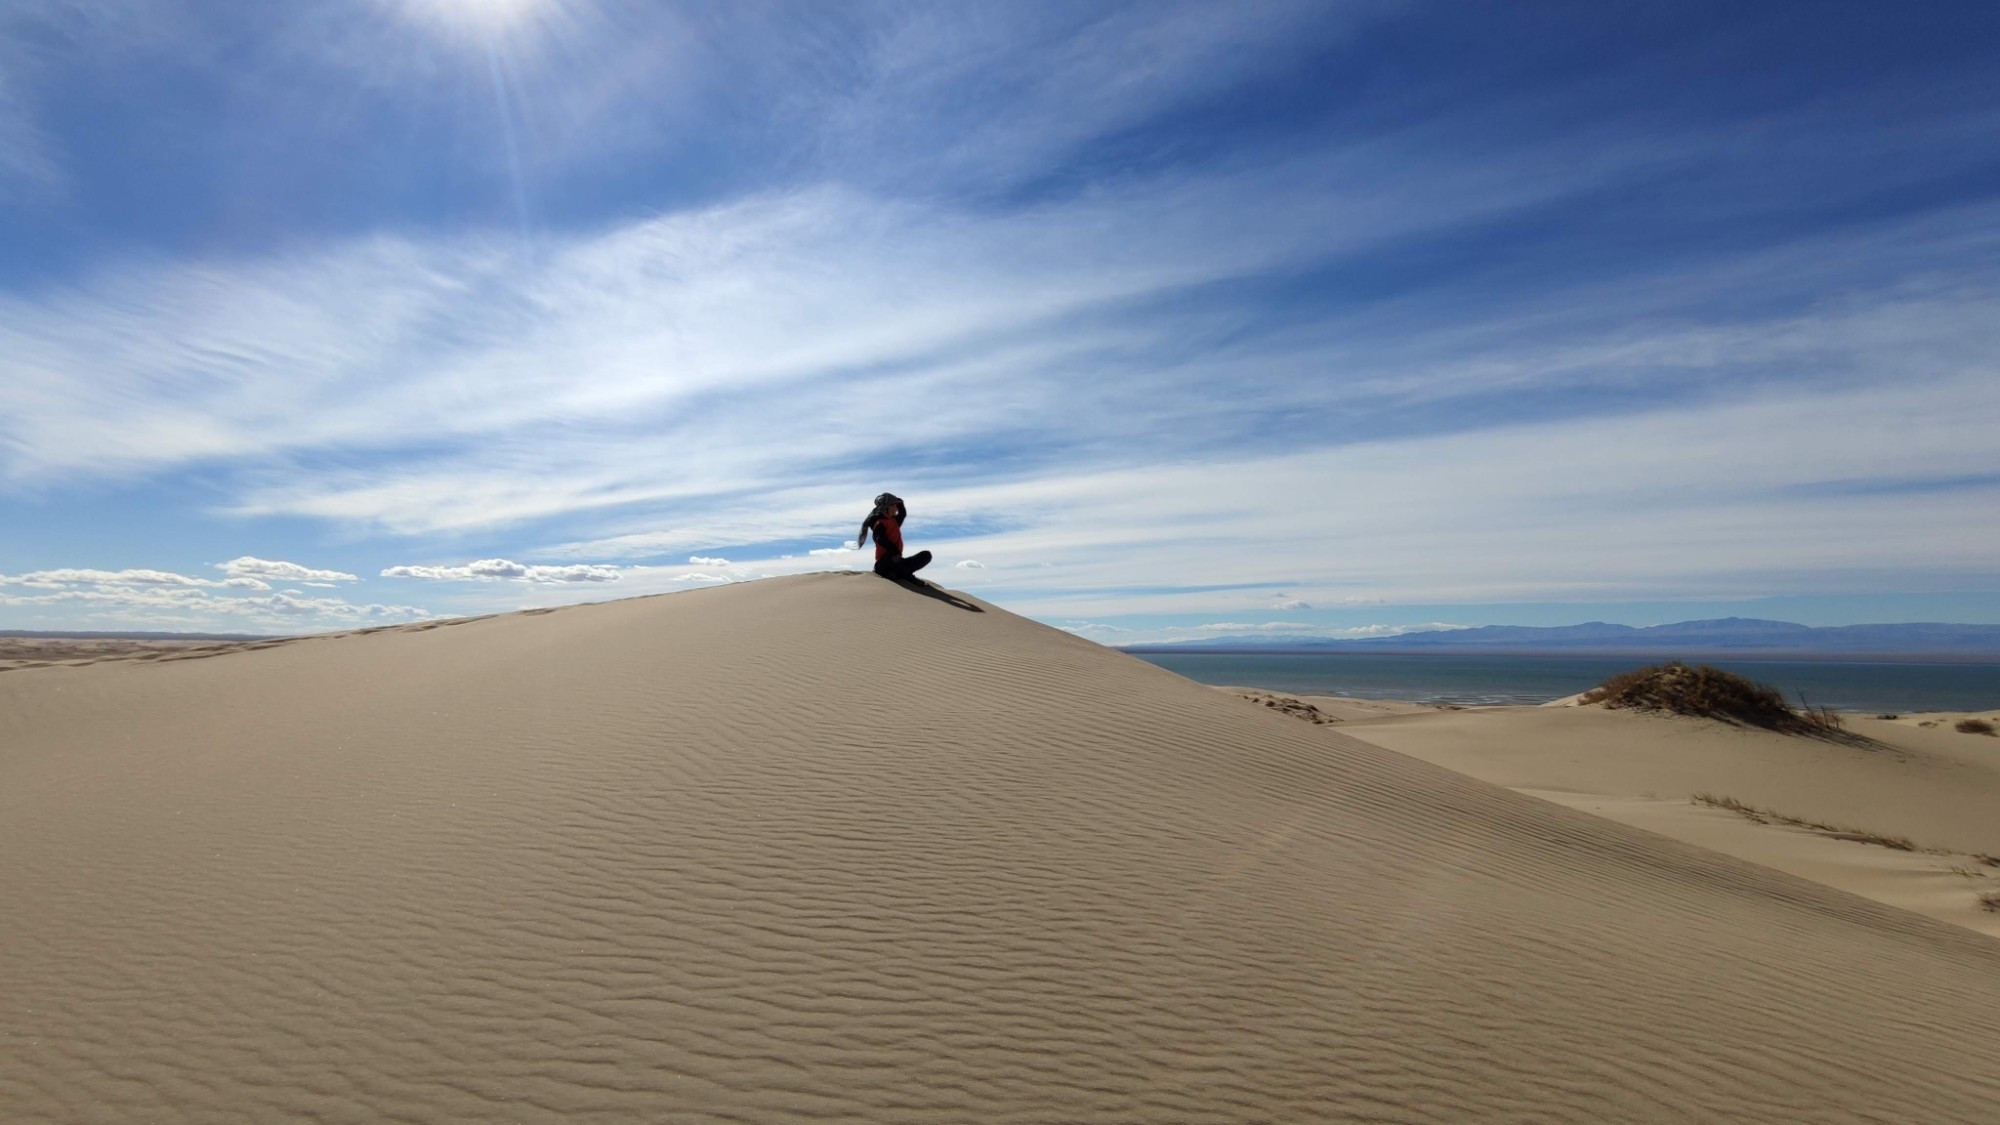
[4,573,1999,1122]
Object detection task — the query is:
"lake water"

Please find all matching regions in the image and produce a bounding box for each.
[1127,651,2000,713]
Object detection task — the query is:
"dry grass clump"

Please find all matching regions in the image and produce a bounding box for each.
[1691,794,1916,851]
[1582,661,1843,733]
[1981,893,2000,914]
[1235,690,1338,725]
[1955,718,1996,736]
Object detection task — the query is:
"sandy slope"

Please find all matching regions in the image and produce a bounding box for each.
[5,574,1999,1123]
[1334,701,2000,937]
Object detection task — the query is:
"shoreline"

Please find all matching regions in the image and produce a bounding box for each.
[1129,647,2000,663]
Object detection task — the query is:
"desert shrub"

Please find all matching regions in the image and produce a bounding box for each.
[1581,661,1813,730]
[1955,718,1996,736]
[1796,702,1847,734]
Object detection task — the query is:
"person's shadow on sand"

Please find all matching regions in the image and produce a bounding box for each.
[840,570,982,612]
[894,577,982,612]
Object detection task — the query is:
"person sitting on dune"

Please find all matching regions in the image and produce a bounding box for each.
[858,492,932,582]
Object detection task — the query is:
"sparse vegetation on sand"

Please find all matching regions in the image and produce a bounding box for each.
[1956,718,1996,736]
[1691,793,1916,851]
[1581,662,1845,735]
[1980,893,2000,914]
[1234,690,1338,724]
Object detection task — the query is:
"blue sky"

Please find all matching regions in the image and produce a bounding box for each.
[3,1,1999,642]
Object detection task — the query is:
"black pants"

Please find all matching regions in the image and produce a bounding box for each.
[873,550,932,581]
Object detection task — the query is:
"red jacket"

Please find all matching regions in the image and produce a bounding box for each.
[871,513,904,561]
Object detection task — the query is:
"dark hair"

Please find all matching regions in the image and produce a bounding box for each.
[860,493,904,549]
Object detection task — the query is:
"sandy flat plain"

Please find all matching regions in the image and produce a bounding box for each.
[5,574,1999,1122]
[0,635,265,672]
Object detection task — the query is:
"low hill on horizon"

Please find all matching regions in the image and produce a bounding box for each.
[5,574,1997,1121]
[1129,615,2000,656]
[0,628,276,641]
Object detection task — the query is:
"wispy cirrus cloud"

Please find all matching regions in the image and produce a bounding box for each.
[0,0,212,204]
[1,101,1769,500]
[8,178,1978,567]
[0,70,61,203]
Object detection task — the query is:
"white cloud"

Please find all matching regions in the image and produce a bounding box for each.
[241,592,427,619]
[218,556,359,584]
[688,555,729,567]
[380,558,621,583]
[955,559,985,568]
[1055,621,1133,637]
[1270,598,1311,610]
[809,544,857,556]
[1192,621,1318,633]
[674,573,729,583]
[2,567,217,589]
[1334,623,1472,638]
[0,561,430,631]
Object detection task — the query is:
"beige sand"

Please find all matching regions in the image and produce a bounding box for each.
[1330,699,2000,938]
[0,635,255,672]
[5,574,1999,1123]
[1222,686,1440,722]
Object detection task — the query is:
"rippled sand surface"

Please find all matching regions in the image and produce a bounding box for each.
[5,573,1998,1122]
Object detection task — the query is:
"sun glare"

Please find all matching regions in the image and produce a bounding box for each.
[392,0,563,45]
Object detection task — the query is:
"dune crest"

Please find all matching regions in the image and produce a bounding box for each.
[5,573,1999,1122]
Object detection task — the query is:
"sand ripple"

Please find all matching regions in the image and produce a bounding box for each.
[4,573,1998,1122]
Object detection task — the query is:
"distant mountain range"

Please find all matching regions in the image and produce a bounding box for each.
[1122,618,2000,658]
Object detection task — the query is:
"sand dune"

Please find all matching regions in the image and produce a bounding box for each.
[5,573,1999,1122]
[1336,699,2000,937]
